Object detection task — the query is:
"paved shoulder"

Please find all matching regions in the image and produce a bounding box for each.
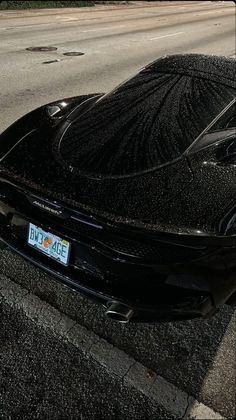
[0,249,235,418]
[0,275,227,419]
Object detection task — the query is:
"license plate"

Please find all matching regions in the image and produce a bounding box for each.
[28,223,71,266]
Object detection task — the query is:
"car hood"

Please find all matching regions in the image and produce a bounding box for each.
[1,105,235,239]
[0,112,194,234]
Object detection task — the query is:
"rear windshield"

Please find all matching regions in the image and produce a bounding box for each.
[208,100,236,132]
[58,71,236,177]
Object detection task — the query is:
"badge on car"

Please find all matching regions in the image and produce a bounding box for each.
[28,223,70,266]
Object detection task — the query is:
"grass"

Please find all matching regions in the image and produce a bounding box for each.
[0,1,95,10]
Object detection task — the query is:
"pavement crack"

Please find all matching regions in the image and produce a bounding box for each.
[182,394,191,419]
[55,313,63,327]
[148,374,157,395]
[83,304,93,319]
[64,321,77,335]
[88,337,100,353]
[121,360,137,383]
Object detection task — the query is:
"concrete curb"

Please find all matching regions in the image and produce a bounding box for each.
[0,274,225,419]
[0,4,170,20]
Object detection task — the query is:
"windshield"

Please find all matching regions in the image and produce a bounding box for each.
[57,63,235,178]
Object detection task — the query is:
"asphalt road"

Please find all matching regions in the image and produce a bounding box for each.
[0,0,235,132]
[0,1,236,419]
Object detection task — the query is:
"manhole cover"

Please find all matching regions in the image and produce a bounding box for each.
[43,59,60,64]
[26,46,57,52]
[63,52,84,56]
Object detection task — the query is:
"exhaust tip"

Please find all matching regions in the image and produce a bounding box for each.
[106,302,134,323]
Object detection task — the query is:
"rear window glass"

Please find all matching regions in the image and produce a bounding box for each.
[208,101,236,132]
[59,72,236,177]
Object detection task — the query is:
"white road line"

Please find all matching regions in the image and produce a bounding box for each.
[59,17,79,21]
[197,10,222,15]
[81,25,125,32]
[150,32,184,41]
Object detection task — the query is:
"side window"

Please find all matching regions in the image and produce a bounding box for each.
[208,102,236,132]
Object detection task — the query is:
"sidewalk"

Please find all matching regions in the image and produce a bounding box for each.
[0,275,225,419]
[0,248,235,419]
[0,1,200,19]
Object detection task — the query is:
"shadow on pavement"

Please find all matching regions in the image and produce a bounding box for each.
[0,248,235,418]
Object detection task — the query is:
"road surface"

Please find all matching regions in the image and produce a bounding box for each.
[0,1,235,419]
[0,0,235,131]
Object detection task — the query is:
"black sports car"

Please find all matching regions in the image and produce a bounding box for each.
[0,54,236,323]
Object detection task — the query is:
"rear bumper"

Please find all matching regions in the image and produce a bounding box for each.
[0,237,214,321]
[2,219,235,322]
[1,181,236,322]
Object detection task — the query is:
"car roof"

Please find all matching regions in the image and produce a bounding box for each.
[142,54,236,89]
[57,54,236,178]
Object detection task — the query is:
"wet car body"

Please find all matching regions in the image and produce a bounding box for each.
[0,54,236,322]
